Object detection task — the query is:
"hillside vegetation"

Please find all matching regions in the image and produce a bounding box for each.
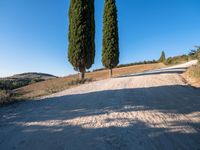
[0,73,57,104]
[164,47,200,65]
[164,55,190,65]
[0,73,56,90]
[183,48,200,87]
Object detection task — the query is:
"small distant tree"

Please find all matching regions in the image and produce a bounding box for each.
[102,0,119,78]
[189,47,200,62]
[159,51,166,63]
[68,0,95,80]
[189,50,197,57]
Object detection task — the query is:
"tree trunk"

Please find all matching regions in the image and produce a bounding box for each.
[79,68,85,80]
[109,68,113,78]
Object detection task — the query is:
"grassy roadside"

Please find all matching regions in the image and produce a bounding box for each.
[183,63,200,88]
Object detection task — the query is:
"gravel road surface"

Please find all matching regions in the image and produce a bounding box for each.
[0,60,200,150]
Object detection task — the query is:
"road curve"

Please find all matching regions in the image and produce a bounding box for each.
[0,60,200,150]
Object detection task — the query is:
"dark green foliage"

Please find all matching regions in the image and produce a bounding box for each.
[102,0,119,74]
[68,0,95,79]
[189,50,197,56]
[159,51,166,63]
[189,47,200,61]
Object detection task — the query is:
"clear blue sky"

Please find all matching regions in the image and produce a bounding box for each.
[0,0,200,77]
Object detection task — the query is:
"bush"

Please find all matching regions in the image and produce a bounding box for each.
[0,90,13,105]
[188,47,200,61]
[67,78,93,86]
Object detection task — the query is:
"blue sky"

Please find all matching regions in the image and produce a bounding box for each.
[0,0,200,77]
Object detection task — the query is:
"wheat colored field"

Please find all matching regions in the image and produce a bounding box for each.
[14,63,165,99]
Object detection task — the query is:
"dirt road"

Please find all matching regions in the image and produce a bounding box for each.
[0,60,200,150]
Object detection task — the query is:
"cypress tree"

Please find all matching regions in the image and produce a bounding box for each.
[159,51,166,63]
[68,0,95,80]
[102,0,119,77]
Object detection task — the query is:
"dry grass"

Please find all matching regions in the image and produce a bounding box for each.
[187,64,200,77]
[86,63,165,80]
[184,63,200,88]
[14,63,165,100]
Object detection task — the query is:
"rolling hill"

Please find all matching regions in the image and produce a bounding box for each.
[0,72,57,91]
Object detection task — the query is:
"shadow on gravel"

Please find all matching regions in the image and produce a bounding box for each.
[0,85,200,150]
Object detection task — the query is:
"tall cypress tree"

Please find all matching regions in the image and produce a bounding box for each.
[102,0,119,77]
[68,0,95,80]
[159,51,166,63]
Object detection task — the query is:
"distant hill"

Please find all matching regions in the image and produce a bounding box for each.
[5,72,57,80]
[0,72,57,90]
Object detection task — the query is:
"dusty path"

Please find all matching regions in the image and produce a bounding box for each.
[0,60,200,150]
